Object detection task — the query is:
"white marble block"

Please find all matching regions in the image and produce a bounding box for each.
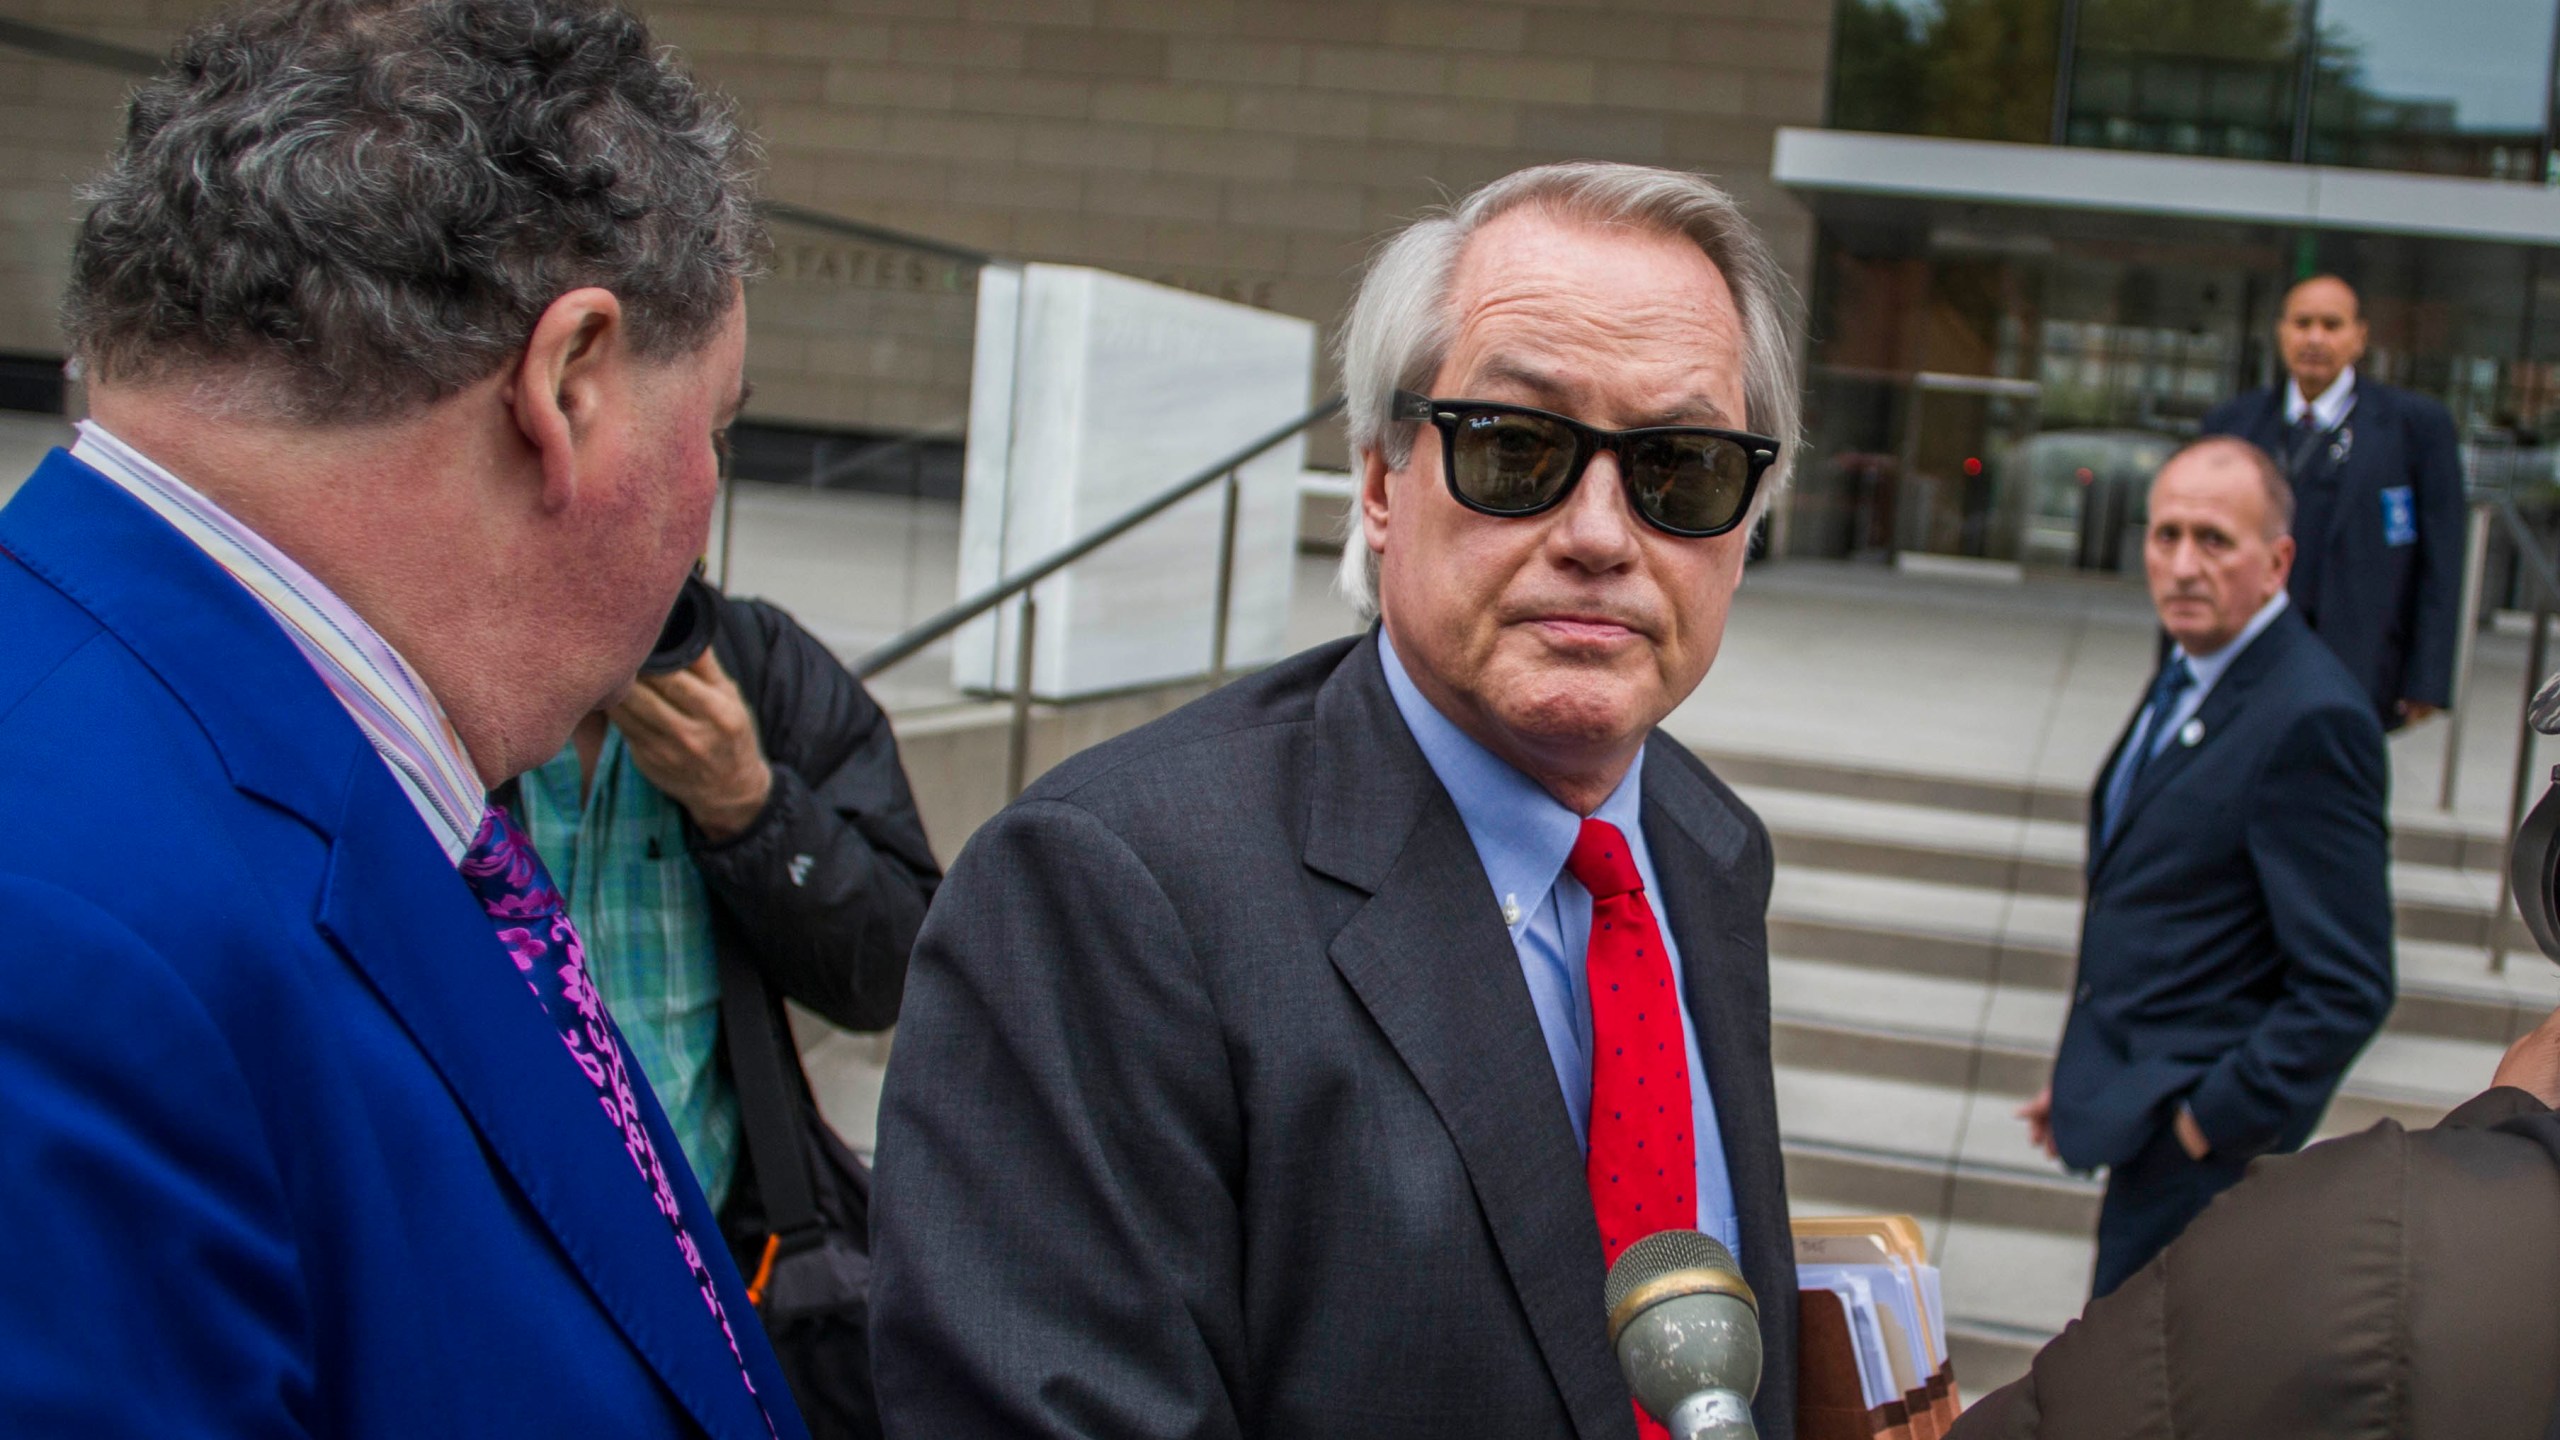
[953,263,1316,700]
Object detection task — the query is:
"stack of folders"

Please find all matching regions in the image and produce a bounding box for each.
[1793,1215,1962,1440]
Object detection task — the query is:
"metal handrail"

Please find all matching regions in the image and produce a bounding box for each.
[854,395,1343,678]
[0,18,158,75]
[2461,493,2560,970]
[760,200,1003,270]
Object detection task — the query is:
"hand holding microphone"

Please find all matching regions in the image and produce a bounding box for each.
[1605,1230,1762,1440]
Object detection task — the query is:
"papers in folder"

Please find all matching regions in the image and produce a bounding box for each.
[1793,1215,1961,1440]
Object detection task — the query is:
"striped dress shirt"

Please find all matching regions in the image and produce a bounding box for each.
[70,422,485,862]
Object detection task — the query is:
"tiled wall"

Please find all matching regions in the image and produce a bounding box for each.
[3,0,1831,445]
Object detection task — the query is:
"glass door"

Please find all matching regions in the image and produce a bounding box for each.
[1895,373,2044,563]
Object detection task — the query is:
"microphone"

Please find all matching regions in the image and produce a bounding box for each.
[1604,1230,1762,1440]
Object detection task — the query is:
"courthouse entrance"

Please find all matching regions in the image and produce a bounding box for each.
[1780,193,2560,576]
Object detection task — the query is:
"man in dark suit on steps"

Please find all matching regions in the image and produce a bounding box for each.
[872,162,1803,1440]
[2021,437,2395,1299]
[2202,275,2465,730]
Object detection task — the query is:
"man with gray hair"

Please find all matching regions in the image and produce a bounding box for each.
[873,161,1801,1440]
[0,2,794,1436]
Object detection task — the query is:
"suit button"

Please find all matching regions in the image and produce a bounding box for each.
[2075,984,2093,1004]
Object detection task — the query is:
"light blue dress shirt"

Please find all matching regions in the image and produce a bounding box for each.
[2113,590,2292,782]
[1377,633,1741,1255]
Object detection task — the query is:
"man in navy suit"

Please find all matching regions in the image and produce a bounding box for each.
[2203,275,2465,730]
[0,2,801,1435]
[2020,437,2394,1299]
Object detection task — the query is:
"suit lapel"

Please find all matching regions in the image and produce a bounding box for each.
[1,455,784,1440]
[2086,705,2142,878]
[317,778,783,1440]
[1308,637,1628,1440]
[1639,752,1795,1374]
[2092,611,2299,881]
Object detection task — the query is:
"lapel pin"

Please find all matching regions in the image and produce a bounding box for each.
[2179,718,2204,748]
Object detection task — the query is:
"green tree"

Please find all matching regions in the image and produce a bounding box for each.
[2076,0,2298,60]
[1830,0,1928,134]
[1915,0,2060,144]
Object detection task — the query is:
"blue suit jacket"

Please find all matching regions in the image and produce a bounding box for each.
[2202,379,2466,719]
[0,452,806,1439]
[2051,608,2395,1172]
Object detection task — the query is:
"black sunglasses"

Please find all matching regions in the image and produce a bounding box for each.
[1394,390,1780,539]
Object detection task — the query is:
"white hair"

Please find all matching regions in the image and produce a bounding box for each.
[1332,162,1804,619]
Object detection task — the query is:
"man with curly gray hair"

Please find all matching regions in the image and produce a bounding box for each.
[873,162,1804,1440]
[0,2,792,1436]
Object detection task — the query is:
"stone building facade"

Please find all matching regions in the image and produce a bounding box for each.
[1,0,1832,457]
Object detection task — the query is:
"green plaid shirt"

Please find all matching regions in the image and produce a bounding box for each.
[520,730,740,1210]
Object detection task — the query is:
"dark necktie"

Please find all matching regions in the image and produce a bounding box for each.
[459,805,777,1437]
[2287,409,2325,477]
[1568,818,1695,1440]
[2101,658,2195,844]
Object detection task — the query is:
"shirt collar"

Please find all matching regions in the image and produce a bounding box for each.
[1377,629,1646,933]
[70,420,486,863]
[2174,589,2289,697]
[2285,366,2356,430]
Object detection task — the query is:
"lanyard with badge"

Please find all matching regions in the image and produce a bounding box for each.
[2285,400,2355,481]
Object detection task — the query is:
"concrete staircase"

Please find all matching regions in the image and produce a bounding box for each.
[816,682,2560,1401]
[786,531,2560,1404]
[1709,746,2560,1396]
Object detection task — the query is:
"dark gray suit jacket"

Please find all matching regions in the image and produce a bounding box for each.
[870,632,1796,1439]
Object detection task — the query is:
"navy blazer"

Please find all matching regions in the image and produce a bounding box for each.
[871,632,1796,1440]
[2051,607,2395,1173]
[2202,378,2465,719]
[0,452,804,1439]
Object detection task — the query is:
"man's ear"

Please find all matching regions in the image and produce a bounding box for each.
[2269,531,2297,589]
[508,287,626,513]
[1358,445,1397,558]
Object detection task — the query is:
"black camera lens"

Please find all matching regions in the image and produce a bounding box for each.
[642,574,719,676]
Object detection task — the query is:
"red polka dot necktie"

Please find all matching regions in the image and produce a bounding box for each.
[1568,818,1696,1440]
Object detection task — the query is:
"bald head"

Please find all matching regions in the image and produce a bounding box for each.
[2145,438,2296,655]
[2164,436,2292,540]
[2279,275,2367,400]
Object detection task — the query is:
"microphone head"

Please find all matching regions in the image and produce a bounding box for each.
[1605,1229,1763,1430]
[1605,1230,1750,1332]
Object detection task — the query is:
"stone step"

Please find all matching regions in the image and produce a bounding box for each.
[1774,1006,2485,1133]
[1767,866,2560,1049]
[1707,746,2510,875]
[1772,1006,2495,1395]
[1945,1320,2042,1406]
[1770,1006,2490,1253]
[1787,1189,2079,1402]
[1738,777,2541,951]
[1784,1138,2095,1377]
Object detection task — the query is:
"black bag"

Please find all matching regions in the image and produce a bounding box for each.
[716,941,882,1440]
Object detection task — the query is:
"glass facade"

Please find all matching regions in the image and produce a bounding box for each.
[1830,0,2063,146]
[2308,0,2558,181]
[2065,0,2306,161]
[1828,0,2560,179]
[1798,1,2560,580]
[1786,201,2560,571]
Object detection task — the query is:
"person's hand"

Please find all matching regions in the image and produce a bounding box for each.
[2495,1002,2560,1107]
[608,649,771,843]
[2019,1085,2058,1159]
[2173,1105,2212,1160]
[2399,699,2442,725]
